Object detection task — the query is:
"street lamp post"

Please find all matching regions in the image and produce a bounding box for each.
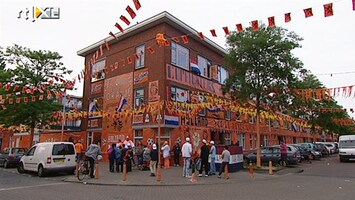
[156,112,162,182]
[60,95,66,142]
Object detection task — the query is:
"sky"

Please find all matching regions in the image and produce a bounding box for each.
[1,0,354,118]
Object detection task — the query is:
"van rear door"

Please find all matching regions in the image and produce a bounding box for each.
[50,143,76,168]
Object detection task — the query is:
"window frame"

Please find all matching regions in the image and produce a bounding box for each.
[197,55,210,78]
[171,42,189,70]
[134,88,145,108]
[135,44,145,69]
[170,86,189,103]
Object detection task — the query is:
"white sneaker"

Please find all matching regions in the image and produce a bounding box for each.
[198,174,202,177]
[205,174,208,177]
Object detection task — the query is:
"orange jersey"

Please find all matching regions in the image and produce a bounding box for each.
[75,143,84,153]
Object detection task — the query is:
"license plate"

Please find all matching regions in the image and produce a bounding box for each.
[54,158,65,163]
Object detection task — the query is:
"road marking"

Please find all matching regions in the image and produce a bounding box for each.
[0,182,69,192]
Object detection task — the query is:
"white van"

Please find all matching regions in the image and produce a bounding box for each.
[338,135,355,162]
[18,142,76,177]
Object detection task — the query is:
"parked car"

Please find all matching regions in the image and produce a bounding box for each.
[17,142,76,177]
[297,143,322,160]
[314,142,330,156]
[322,142,337,154]
[245,145,300,166]
[0,148,27,168]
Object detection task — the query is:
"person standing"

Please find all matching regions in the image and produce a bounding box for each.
[85,139,102,178]
[209,141,216,175]
[115,144,122,173]
[120,144,127,173]
[107,143,116,172]
[181,137,192,178]
[149,144,158,177]
[172,141,181,166]
[199,139,210,177]
[161,141,170,169]
[218,145,230,179]
[74,140,84,163]
[125,144,133,172]
[280,140,288,167]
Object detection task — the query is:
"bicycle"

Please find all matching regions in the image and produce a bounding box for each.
[77,159,90,181]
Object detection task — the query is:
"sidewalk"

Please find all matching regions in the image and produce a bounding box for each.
[63,162,303,186]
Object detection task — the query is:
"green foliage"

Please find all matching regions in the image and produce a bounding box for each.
[0,44,72,130]
[223,24,304,113]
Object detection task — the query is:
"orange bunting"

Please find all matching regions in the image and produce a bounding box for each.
[126,6,136,19]
[268,16,275,27]
[236,24,243,32]
[133,0,141,10]
[210,29,217,37]
[120,15,130,25]
[251,20,259,31]
[127,56,133,64]
[110,31,118,40]
[198,32,205,40]
[324,3,333,17]
[304,8,313,18]
[147,46,155,54]
[181,35,189,43]
[285,13,291,23]
[222,27,230,35]
[172,37,180,42]
[114,23,124,33]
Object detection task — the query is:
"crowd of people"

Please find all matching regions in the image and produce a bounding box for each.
[73,136,231,180]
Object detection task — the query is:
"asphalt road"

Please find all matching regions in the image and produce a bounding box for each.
[0,155,354,200]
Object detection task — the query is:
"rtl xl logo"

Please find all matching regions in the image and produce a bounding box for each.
[18,7,60,22]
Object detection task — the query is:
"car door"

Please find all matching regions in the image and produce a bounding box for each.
[261,147,273,163]
[272,147,281,164]
[22,146,37,171]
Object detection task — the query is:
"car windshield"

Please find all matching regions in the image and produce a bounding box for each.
[339,140,355,148]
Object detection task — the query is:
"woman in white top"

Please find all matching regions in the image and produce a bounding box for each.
[161,141,171,169]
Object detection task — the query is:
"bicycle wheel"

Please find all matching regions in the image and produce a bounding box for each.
[77,163,87,181]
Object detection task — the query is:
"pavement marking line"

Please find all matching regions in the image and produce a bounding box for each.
[0,182,69,192]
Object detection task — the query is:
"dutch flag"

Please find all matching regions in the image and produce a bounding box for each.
[117,95,127,112]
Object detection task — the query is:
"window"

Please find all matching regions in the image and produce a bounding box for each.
[91,60,106,82]
[250,135,256,150]
[263,135,269,147]
[52,144,75,155]
[171,42,189,70]
[218,65,229,84]
[134,129,143,145]
[226,110,231,120]
[171,86,189,103]
[135,45,145,69]
[197,56,211,78]
[134,88,145,108]
[238,133,246,150]
[27,146,36,156]
[224,133,231,145]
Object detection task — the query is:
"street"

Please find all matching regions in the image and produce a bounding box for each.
[0,155,354,200]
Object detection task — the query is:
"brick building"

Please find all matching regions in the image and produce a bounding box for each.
[77,11,322,155]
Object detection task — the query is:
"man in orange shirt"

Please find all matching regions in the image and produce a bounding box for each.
[75,139,84,163]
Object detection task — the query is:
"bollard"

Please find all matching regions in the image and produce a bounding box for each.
[123,162,127,181]
[224,164,230,179]
[156,165,162,182]
[249,163,254,178]
[269,160,273,175]
[95,161,99,179]
[190,171,197,183]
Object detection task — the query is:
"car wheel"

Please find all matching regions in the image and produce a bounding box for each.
[17,162,25,174]
[38,165,46,177]
[4,160,9,168]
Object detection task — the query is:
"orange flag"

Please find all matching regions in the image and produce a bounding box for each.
[198,32,205,40]
[223,27,230,35]
[251,20,259,31]
[133,0,141,10]
[304,8,313,18]
[268,16,275,27]
[114,23,124,33]
[323,3,333,17]
[181,35,189,43]
[120,15,130,25]
[236,24,243,32]
[126,6,136,19]
[285,13,291,23]
[210,29,217,37]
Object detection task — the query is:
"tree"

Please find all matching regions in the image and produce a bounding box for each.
[223,24,305,167]
[0,45,73,147]
[292,72,355,136]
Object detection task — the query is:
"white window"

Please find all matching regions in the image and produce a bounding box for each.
[225,133,231,145]
[134,88,144,108]
[134,129,143,145]
[263,135,269,147]
[91,60,106,82]
[171,42,189,70]
[218,65,229,84]
[238,133,246,150]
[197,56,210,78]
[135,45,145,69]
[171,86,189,103]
